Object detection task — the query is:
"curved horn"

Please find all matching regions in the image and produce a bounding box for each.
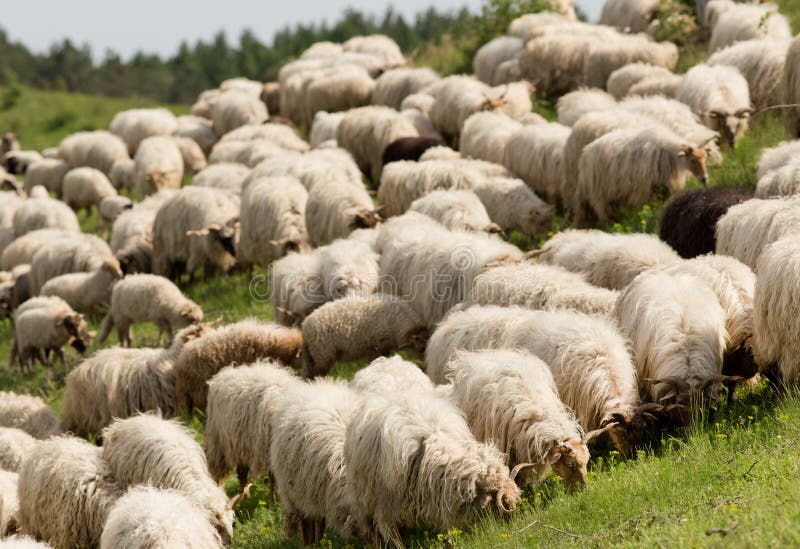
[584,422,618,442]
[226,483,252,510]
[496,488,510,514]
[510,462,536,482]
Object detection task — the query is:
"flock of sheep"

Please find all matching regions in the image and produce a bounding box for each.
[1,0,800,546]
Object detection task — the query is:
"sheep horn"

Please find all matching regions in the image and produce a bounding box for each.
[496,488,511,514]
[509,462,536,482]
[226,483,252,510]
[584,422,618,442]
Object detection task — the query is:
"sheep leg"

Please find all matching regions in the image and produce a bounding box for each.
[377,518,404,549]
[7,337,18,369]
[53,347,65,368]
[269,473,277,503]
[313,518,325,544]
[299,518,317,545]
[236,465,249,490]
[155,318,172,346]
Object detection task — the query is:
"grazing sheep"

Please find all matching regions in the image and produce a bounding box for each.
[459,111,521,165]
[11,197,79,237]
[757,140,800,180]
[782,35,800,138]
[192,162,250,194]
[472,176,552,238]
[557,88,617,127]
[345,391,520,546]
[0,230,69,271]
[677,64,751,146]
[310,111,344,148]
[210,90,268,135]
[409,189,497,233]
[110,191,175,275]
[708,38,788,109]
[537,230,681,290]
[108,158,135,190]
[100,487,223,549]
[381,136,445,166]
[109,108,178,155]
[174,114,219,155]
[447,349,593,490]
[270,379,361,544]
[600,0,660,33]
[205,361,301,486]
[61,167,117,214]
[305,180,379,246]
[172,135,207,175]
[0,427,37,472]
[39,258,123,315]
[29,233,115,294]
[270,249,327,326]
[320,239,379,301]
[755,159,800,198]
[97,273,202,347]
[133,136,184,197]
[607,62,676,99]
[574,125,710,223]
[627,73,684,97]
[503,122,570,203]
[17,436,123,549]
[152,186,240,279]
[586,34,679,89]
[98,195,132,237]
[301,294,428,378]
[349,355,433,395]
[306,65,376,126]
[220,123,308,153]
[101,415,234,544]
[660,187,753,258]
[57,131,129,174]
[709,4,791,53]
[372,68,440,109]
[173,319,303,412]
[23,159,69,196]
[248,147,362,193]
[0,469,19,535]
[0,392,61,439]
[473,37,525,86]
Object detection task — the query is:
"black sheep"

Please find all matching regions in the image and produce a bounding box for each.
[381,136,445,166]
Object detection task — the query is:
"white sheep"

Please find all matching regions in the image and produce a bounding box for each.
[108,158,135,190]
[305,180,379,246]
[101,415,234,544]
[755,159,800,198]
[708,38,788,109]
[400,92,435,114]
[503,122,570,203]
[409,189,497,233]
[192,162,250,194]
[39,258,123,315]
[97,195,132,237]
[210,89,268,135]
[583,33,679,89]
[172,135,207,174]
[57,130,129,174]
[372,67,440,109]
[472,176,552,239]
[97,273,203,347]
[219,122,309,153]
[320,239,379,301]
[607,62,676,99]
[249,147,362,192]
[537,229,682,290]
[556,88,617,127]
[459,111,521,166]
[0,191,23,230]
[22,159,69,196]
[0,427,37,473]
[0,391,61,439]
[270,248,327,325]
[110,190,175,274]
[709,3,791,53]
[61,167,117,213]
[627,72,684,98]
[0,469,19,536]
[109,108,179,155]
[28,232,115,294]
[599,0,660,33]
[306,65,376,128]
[783,34,800,138]
[309,111,344,148]
[473,36,525,86]
[174,114,218,155]
[11,197,79,237]
[133,136,184,197]
[349,355,433,395]
[342,34,405,66]
[756,140,800,180]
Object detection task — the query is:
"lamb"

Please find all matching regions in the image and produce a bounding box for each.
[306,65,376,127]
[97,273,202,347]
[676,64,751,146]
[320,239,379,300]
[782,35,800,138]
[0,392,61,439]
[349,355,434,395]
[0,469,18,535]
[468,262,619,316]
[502,122,570,203]
[270,249,327,325]
[61,167,117,213]
[270,379,362,544]
[39,258,123,315]
[709,4,791,53]
[205,361,301,486]
[372,67,440,109]
[16,436,123,549]
[57,130,129,174]
[599,0,660,33]
[309,111,344,148]
[22,159,69,196]
[173,319,303,412]
[209,89,268,135]
[101,415,234,544]
[615,270,729,416]
[133,136,184,197]
[109,158,135,190]
[659,187,753,258]
[471,176,552,239]
[336,105,419,184]
[11,197,79,237]
[459,111,521,166]
[174,114,219,155]
[109,108,178,155]
[573,125,710,223]
[409,189,497,233]
[446,349,597,491]
[556,88,617,127]
[151,186,240,279]
[305,180,379,246]
[100,487,223,549]
[344,391,520,546]
[756,160,800,198]
[301,293,428,378]
[0,428,37,472]
[473,36,525,86]
[708,39,788,109]
[381,136,445,166]
[28,233,115,294]
[9,296,92,371]
[607,62,676,99]
[757,140,800,180]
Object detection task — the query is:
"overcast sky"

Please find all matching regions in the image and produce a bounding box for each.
[1,0,604,60]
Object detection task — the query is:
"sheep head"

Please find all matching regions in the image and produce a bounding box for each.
[677,143,709,188]
[349,208,381,229]
[546,440,589,492]
[708,110,750,147]
[59,313,92,353]
[179,301,204,326]
[100,258,124,280]
[722,339,757,381]
[187,217,240,257]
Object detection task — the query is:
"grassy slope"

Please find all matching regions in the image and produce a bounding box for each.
[1,31,799,548]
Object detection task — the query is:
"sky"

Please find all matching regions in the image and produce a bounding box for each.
[0,0,604,61]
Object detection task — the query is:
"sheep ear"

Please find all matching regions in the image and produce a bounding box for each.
[546,445,563,465]
[677,145,691,157]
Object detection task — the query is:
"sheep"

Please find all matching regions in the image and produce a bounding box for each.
[472,176,553,239]
[756,160,800,198]
[409,189,497,233]
[400,92,435,114]
[249,147,362,192]
[0,392,61,439]
[108,158,135,190]
[715,196,800,270]
[9,297,92,371]
[708,38,788,109]
[100,487,223,549]
[344,391,520,546]
[133,136,184,197]
[110,191,175,275]
[757,140,800,180]
[537,230,681,290]
[0,469,19,535]
[237,176,309,270]
[174,114,219,155]
[459,111,521,166]
[507,11,574,40]
[659,187,754,258]
[615,270,729,414]
[627,73,684,98]
[191,162,250,194]
[270,379,362,544]
[467,262,619,316]
[336,106,419,184]
[109,108,178,155]
[301,293,428,378]
[349,355,434,395]
[342,34,405,66]
[151,186,240,279]
[11,197,79,237]
[320,239,379,301]
[101,415,234,544]
[502,122,570,204]
[599,0,660,33]
[584,34,680,89]
[0,191,23,230]
[57,130,129,174]
[28,233,115,294]
[209,90,268,135]
[98,195,132,236]
[61,167,117,213]
[306,65,376,127]
[381,136,445,166]
[270,249,327,325]
[22,159,69,196]
[300,41,343,59]
[39,258,123,315]
[473,37,525,86]
[218,122,309,153]
[97,273,202,347]
[372,67,440,109]
[574,125,710,223]
[171,135,207,175]
[309,111,344,148]
[425,305,646,452]
[446,349,596,490]
[3,151,41,176]
[783,35,800,138]
[677,64,752,146]
[607,62,676,99]
[709,4,791,53]
[173,319,303,412]
[401,107,442,140]
[557,88,617,127]
[17,436,123,549]
[305,180,379,246]
[0,427,37,472]
[377,213,522,327]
